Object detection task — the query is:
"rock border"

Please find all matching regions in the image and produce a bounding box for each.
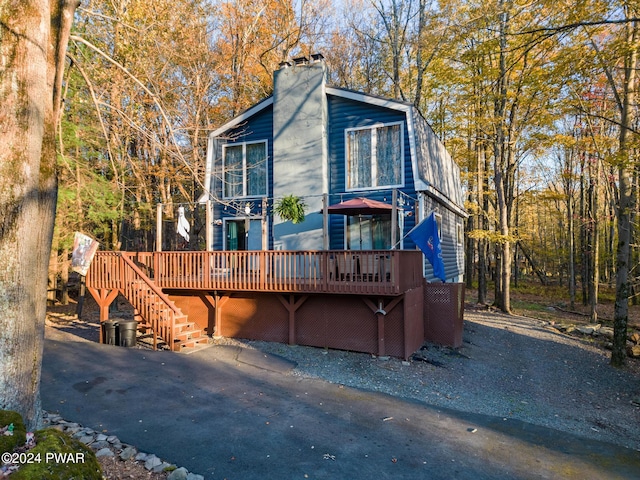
[42,411,204,480]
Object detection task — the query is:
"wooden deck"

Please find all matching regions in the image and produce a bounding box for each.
[88,250,424,296]
[86,250,430,356]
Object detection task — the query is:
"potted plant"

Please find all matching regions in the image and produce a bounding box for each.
[274,195,306,224]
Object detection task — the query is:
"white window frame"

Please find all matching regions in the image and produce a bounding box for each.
[434,212,443,240]
[456,222,463,246]
[222,140,268,199]
[345,121,404,191]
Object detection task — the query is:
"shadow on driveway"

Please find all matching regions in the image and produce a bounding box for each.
[42,339,640,480]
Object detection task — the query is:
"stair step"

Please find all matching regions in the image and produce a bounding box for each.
[174,321,198,332]
[172,336,211,353]
[175,327,202,340]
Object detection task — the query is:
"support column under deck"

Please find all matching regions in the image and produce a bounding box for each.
[211,293,230,338]
[87,287,119,343]
[277,295,309,345]
[362,296,403,357]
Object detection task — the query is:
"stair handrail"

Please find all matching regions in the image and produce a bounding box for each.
[120,253,181,314]
[119,253,179,348]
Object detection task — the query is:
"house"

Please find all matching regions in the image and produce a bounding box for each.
[85,55,467,359]
[199,54,466,283]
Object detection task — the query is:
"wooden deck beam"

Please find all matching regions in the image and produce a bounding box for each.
[362,296,404,356]
[277,294,309,345]
[87,287,119,343]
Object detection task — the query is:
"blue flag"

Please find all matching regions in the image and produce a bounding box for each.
[408,212,446,282]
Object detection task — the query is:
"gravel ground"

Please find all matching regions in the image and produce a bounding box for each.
[45,304,640,456]
[230,310,640,452]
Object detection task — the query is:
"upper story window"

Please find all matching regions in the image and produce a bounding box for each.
[223,141,267,198]
[346,122,403,190]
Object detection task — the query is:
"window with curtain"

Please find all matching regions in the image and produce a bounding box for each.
[347,129,371,189]
[224,145,243,197]
[346,123,402,190]
[223,141,267,198]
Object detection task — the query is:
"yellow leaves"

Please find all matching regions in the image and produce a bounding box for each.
[466,229,519,244]
[214,0,302,110]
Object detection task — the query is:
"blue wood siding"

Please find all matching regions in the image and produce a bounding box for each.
[422,195,465,282]
[208,94,462,263]
[326,95,418,250]
[212,105,274,250]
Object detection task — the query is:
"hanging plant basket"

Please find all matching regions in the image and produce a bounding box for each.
[275,195,307,224]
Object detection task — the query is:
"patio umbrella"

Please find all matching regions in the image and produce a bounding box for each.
[326,197,393,215]
[327,197,393,249]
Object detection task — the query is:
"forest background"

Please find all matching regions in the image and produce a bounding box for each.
[52,0,640,367]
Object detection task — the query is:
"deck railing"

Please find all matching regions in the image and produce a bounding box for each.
[89,250,424,296]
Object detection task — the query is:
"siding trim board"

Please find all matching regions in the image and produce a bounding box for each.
[210,97,274,138]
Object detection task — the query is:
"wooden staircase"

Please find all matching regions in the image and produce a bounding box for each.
[88,252,209,352]
[126,279,209,352]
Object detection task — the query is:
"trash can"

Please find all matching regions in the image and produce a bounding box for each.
[117,320,138,347]
[102,321,119,346]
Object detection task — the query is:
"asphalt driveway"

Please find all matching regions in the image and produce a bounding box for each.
[41,339,640,479]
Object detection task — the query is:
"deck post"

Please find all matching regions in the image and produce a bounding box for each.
[205,200,213,251]
[377,312,385,356]
[288,294,295,345]
[87,287,119,343]
[214,293,221,337]
[362,296,403,357]
[259,252,266,289]
[322,193,328,250]
[391,189,397,250]
[154,253,160,285]
[262,197,268,250]
[212,293,230,337]
[277,295,308,345]
[376,299,386,356]
[156,203,163,252]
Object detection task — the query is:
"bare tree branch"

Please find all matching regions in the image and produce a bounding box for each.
[513,18,640,36]
[69,34,206,196]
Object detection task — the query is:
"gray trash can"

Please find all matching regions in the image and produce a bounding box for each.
[102,321,119,345]
[117,320,138,347]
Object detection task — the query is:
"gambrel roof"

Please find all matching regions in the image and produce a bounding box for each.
[201,84,465,217]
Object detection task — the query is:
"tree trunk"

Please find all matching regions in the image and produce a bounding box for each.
[567,183,576,310]
[630,167,638,307]
[0,0,78,430]
[478,237,487,304]
[614,168,632,367]
[589,155,600,323]
[612,15,638,368]
[478,144,490,304]
[609,191,616,284]
[60,247,70,306]
[465,126,476,290]
[493,1,511,313]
